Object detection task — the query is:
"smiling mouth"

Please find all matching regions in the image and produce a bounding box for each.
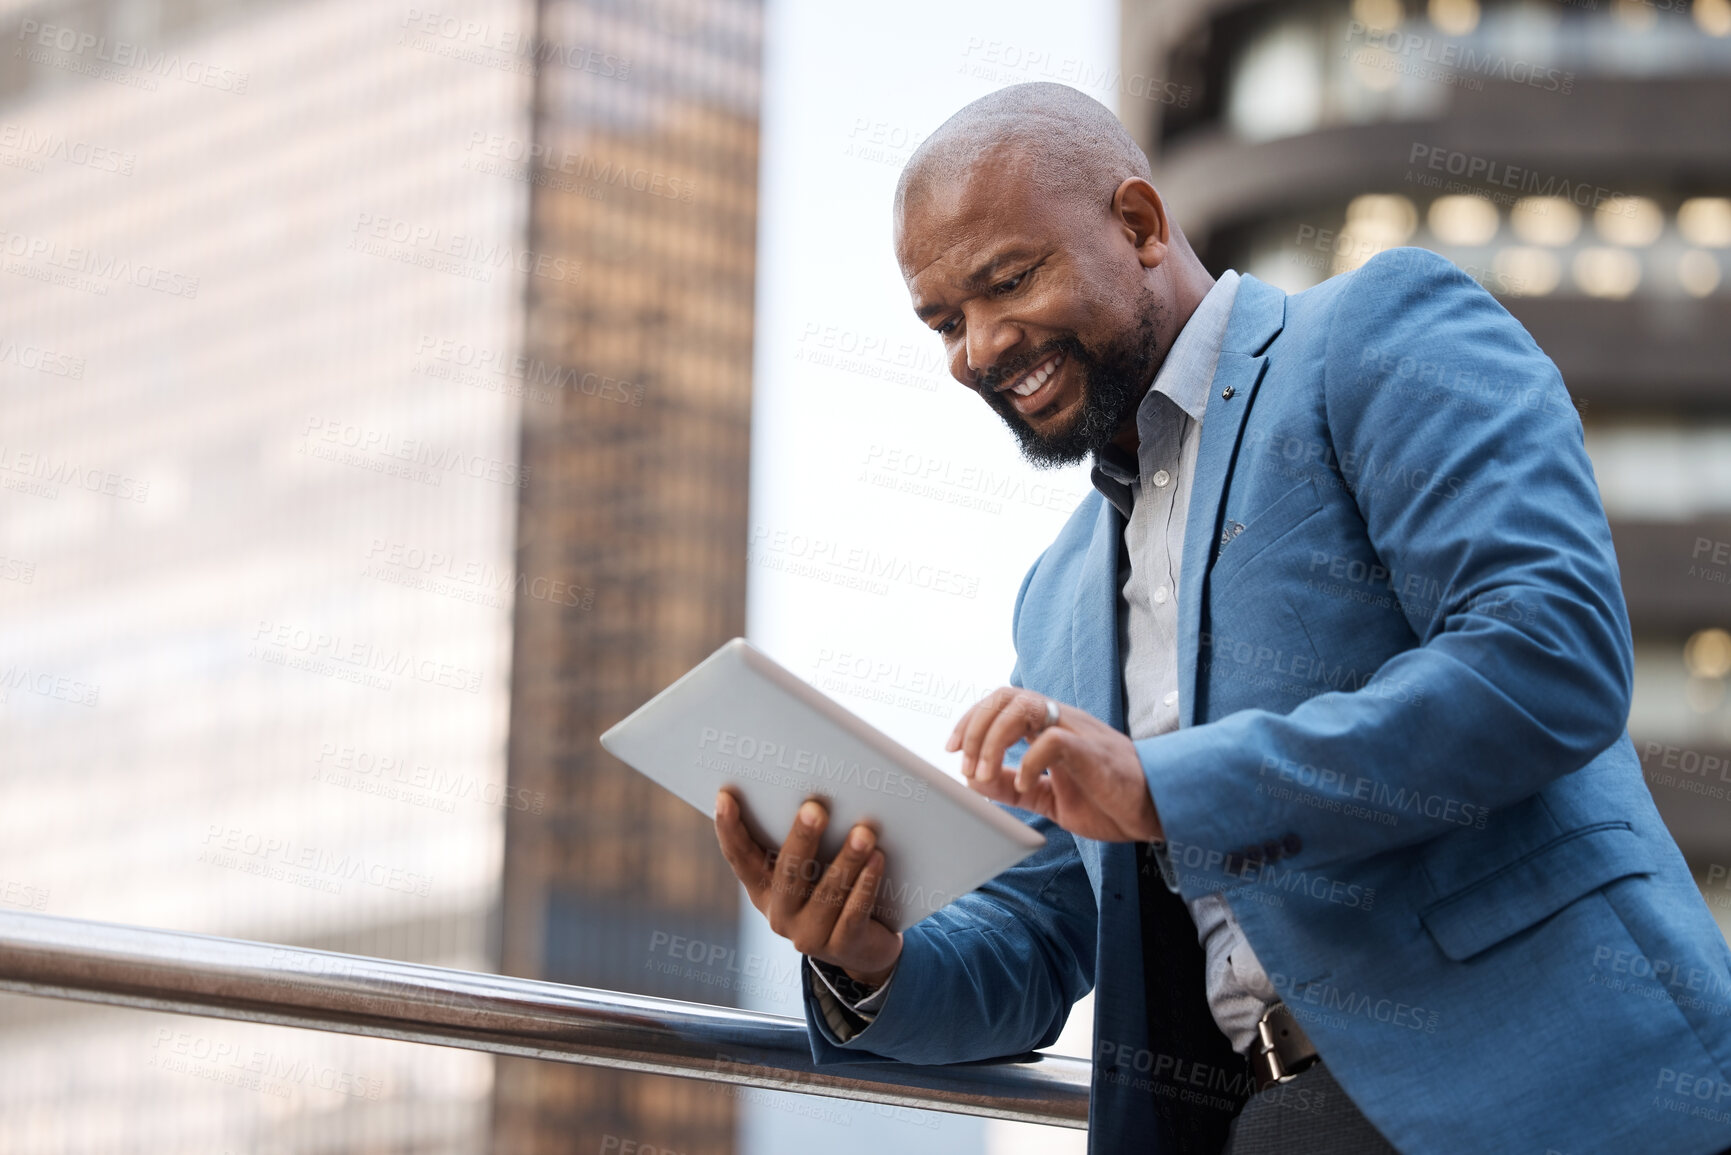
[995,351,1066,415]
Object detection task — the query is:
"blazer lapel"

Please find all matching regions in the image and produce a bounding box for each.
[1061,276,1285,888]
[1177,275,1288,728]
[1070,495,1126,732]
[1050,496,1124,891]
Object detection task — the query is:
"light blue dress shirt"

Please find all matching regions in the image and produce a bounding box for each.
[1087,270,1280,1055]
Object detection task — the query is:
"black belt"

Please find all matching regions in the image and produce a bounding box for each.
[1247,1002,1321,1093]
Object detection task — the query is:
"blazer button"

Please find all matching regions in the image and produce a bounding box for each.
[1261,839,1284,863]
[1281,832,1303,856]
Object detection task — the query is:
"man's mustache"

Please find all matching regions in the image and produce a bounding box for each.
[976,339,1078,395]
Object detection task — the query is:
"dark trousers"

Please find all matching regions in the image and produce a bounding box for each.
[1221,1063,1398,1155]
[1221,1061,1731,1155]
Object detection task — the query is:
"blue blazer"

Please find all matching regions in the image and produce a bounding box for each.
[804,249,1731,1154]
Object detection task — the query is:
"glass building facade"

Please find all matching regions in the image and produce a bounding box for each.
[492,0,762,1152]
[0,0,530,1149]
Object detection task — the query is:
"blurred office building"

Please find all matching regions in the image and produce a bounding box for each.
[491,0,762,1152]
[0,0,532,1150]
[0,0,775,1150]
[1123,0,1731,929]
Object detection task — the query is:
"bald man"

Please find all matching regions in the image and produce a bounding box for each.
[714,83,1731,1155]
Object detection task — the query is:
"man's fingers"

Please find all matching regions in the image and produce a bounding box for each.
[1042,761,1108,831]
[959,686,1016,780]
[805,823,875,929]
[1016,727,1066,794]
[944,702,976,752]
[966,761,1027,807]
[1043,760,1136,840]
[768,799,827,927]
[714,791,771,901]
[971,764,1056,820]
[1016,773,1058,821]
[957,694,999,779]
[979,693,1045,785]
[836,848,887,938]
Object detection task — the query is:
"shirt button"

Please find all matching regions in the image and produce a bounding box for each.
[1162,690,1178,707]
[1152,470,1171,488]
[1153,586,1169,604]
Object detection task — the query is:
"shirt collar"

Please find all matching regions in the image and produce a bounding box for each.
[1090,270,1242,507]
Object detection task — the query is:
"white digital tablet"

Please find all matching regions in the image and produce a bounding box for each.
[599,637,1047,932]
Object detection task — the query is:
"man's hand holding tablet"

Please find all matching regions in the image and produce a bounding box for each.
[712,791,903,987]
[599,638,1048,991]
[602,640,1045,942]
[707,680,1161,993]
[709,685,1156,997]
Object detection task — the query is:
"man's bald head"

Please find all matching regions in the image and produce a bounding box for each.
[892,82,1213,470]
[895,83,1153,229]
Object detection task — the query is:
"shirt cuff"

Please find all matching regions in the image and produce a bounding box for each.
[806,957,898,1042]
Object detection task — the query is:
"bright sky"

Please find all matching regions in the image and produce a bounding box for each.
[747,0,1119,772]
[743,1,1118,1150]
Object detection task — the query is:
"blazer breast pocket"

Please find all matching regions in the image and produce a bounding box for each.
[1209,476,1325,597]
[1418,821,1655,962]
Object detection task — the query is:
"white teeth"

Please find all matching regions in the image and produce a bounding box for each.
[1009,356,1059,397]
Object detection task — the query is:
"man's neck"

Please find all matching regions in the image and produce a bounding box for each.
[1107,269,1218,459]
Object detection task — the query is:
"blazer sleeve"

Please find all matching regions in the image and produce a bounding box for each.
[1142,246,1634,885]
[803,553,1098,1066]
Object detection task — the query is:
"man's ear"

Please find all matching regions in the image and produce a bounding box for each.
[1114,178,1170,270]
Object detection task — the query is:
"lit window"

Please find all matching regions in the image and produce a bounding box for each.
[1614,0,1658,31]
[1333,194,1417,273]
[1595,196,1664,247]
[1696,0,1731,37]
[1226,23,1323,141]
[1353,0,1404,32]
[1586,422,1731,519]
[1350,45,1403,92]
[1429,196,1499,245]
[1573,248,1642,298]
[1429,0,1480,35]
[1493,247,1561,296]
[1678,198,1731,248]
[1679,250,1722,298]
[1510,197,1581,245]
[1685,629,1731,680]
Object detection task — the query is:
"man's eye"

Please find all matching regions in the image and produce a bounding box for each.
[935,318,958,336]
[991,269,1031,295]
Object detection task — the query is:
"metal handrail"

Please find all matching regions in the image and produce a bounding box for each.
[0,910,1089,1128]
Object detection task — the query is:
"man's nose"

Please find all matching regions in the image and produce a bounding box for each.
[964,316,1020,386]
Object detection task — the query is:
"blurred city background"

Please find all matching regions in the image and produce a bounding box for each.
[0,0,1725,1151]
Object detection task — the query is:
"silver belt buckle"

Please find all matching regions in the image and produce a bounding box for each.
[1250,1002,1319,1092]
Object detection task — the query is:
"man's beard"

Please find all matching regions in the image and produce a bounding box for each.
[978,307,1162,470]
